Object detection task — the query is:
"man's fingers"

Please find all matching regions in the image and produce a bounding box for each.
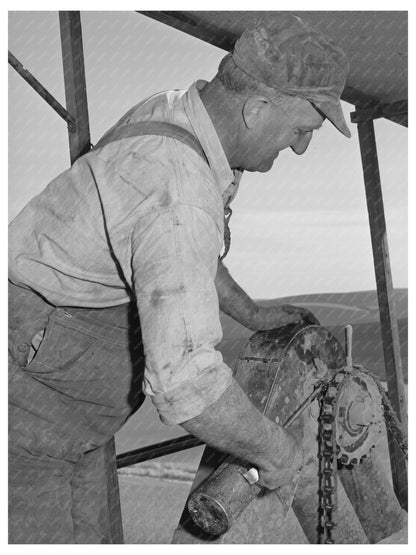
[279,305,319,326]
[282,311,302,324]
[302,312,320,325]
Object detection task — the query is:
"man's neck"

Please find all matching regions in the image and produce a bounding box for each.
[199,80,241,169]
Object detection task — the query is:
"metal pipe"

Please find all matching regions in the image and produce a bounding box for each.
[59,11,91,164]
[354,111,407,510]
[116,435,204,468]
[8,50,76,131]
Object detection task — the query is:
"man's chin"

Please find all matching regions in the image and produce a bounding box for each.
[242,153,279,173]
[255,157,276,173]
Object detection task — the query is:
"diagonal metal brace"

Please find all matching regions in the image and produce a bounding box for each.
[8,50,76,132]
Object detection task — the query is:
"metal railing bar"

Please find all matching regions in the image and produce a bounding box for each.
[8,50,76,131]
[116,434,204,469]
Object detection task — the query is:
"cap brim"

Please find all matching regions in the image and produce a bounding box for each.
[310,97,351,138]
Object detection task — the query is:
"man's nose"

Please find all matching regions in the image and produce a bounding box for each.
[291,131,313,155]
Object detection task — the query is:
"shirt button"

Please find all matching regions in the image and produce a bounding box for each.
[17,343,29,352]
[56,308,65,317]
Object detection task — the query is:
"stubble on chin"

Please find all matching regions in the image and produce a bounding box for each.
[257,157,275,173]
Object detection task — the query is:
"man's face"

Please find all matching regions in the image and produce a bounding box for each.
[239,98,325,172]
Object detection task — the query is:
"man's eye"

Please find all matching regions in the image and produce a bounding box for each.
[295,129,316,136]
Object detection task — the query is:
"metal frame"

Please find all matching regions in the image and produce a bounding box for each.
[139,11,408,128]
[8,10,407,510]
[59,11,91,164]
[352,111,408,509]
[8,51,76,131]
[117,435,204,469]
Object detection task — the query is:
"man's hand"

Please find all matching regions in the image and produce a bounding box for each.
[182,379,304,492]
[280,304,320,325]
[256,304,319,330]
[249,303,319,331]
[257,427,304,491]
[215,261,319,331]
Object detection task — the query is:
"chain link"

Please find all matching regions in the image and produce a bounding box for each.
[318,373,346,543]
[363,368,408,459]
[317,367,407,544]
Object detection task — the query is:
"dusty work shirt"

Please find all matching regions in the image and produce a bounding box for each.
[9,81,242,425]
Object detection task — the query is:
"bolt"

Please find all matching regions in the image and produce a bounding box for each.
[348,397,375,427]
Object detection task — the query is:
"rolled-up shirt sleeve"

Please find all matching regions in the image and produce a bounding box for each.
[130,202,233,425]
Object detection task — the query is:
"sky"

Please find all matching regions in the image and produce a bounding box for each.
[8,10,408,298]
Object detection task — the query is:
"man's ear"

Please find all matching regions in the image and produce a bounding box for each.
[242,96,271,129]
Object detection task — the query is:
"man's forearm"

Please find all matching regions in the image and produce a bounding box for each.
[181,378,292,474]
[215,260,259,329]
[215,261,315,329]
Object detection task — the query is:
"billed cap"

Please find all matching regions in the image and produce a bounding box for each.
[232,14,351,137]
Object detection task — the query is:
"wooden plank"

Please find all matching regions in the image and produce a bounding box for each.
[59,11,91,164]
[356,116,407,510]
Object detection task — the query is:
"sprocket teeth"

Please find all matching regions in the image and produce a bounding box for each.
[333,369,385,464]
[339,454,350,465]
[318,367,407,543]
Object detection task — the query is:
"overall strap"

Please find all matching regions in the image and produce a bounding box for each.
[93,121,208,164]
[93,120,234,258]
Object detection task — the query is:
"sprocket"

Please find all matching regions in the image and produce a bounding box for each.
[333,369,384,465]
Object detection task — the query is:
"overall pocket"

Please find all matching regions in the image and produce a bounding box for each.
[25,307,145,422]
[26,309,97,375]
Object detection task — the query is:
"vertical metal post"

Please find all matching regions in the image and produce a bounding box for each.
[355,115,407,509]
[59,12,123,540]
[59,11,91,164]
[103,438,124,543]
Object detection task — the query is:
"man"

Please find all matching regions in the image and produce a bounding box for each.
[8,14,351,543]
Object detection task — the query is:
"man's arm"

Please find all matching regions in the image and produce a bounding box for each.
[215,260,319,330]
[182,378,302,490]
[129,203,302,490]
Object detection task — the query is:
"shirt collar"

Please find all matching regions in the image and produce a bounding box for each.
[183,81,235,195]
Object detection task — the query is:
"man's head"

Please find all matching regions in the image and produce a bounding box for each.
[215,53,327,171]
[202,14,350,172]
